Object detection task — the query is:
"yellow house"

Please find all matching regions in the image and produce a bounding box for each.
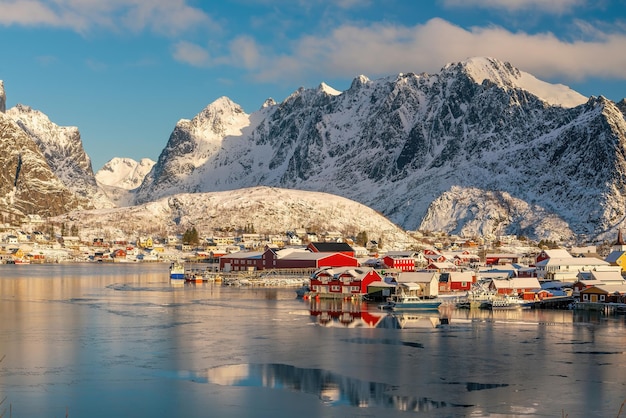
[138,237,154,249]
[11,248,25,260]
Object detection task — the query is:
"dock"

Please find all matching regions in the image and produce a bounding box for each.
[533,296,574,310]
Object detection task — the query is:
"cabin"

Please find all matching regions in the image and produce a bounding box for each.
[426,261,457,272]
[579,286,611,303]
[383,252,416,272]
[395,271,439,298]
[485,253,521,266]
[308,266,382,298]
[439,271,476,293]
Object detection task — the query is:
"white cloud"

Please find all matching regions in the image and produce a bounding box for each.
[172,41,210,67]
[209,18,626,86]
[440,0,587,14]
[0,0,216,35]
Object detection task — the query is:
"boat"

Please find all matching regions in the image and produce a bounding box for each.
[169,261,185,281]
[379,293,442,311]
[480,294,533,310]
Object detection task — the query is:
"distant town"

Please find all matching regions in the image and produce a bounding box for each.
[4,214,626,310]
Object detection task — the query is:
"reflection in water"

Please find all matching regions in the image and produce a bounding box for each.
[191,363,474,412]
[307,299,446,328]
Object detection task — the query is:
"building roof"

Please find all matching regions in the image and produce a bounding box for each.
[589,270,625,283]
[308,242,354,253]
[490,277,541,289]
[540,249,573,259]
[396,271,438,283]
[535,257,609,267]
[583,283,626,294]
[605,250,626,263]
[223,251,263,259]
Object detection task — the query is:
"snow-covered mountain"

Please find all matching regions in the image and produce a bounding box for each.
[53,186,417,249]
[96,157,156,189]
[95,157,155,206]
[6,104,114,209]
[134,57,626,242]
[0,107,91,218]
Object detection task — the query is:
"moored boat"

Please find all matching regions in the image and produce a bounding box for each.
[169,261,185,281]
[379,293,441,311]
[480,294,533,310]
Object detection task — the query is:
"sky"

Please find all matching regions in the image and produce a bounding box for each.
[1,0,626,171]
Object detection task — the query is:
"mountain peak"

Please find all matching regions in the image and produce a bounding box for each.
[262,98,277,109]
[452,57,587,108]
[318,82,342,96]
[350,75,371,90]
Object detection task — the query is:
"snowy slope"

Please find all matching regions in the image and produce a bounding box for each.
[53,186,417,249]
[460,57,587,108]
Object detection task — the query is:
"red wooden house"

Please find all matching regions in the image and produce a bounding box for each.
[382,255,415,272]
[438,271,476,293]
[219,246,359,272]
[308,267,382,298]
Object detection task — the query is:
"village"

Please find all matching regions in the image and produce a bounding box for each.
[2,214,626,313]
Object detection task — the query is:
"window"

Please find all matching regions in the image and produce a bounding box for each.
[583,294,588,301]
[600,295,605,301]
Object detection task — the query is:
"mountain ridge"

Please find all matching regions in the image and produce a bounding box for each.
[4,57,626,244]
[132,57,625,242]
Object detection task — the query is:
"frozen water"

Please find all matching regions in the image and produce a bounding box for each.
[0,263,625,417]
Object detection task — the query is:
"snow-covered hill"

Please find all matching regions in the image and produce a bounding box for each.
[134,57,626,242]
[53,186,417,249]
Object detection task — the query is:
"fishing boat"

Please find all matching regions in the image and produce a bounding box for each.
[169,261,185,281]
[379,293,442,311]
[480,294,533,310]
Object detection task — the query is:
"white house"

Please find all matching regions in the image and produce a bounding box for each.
[396,271,439,297]
[535,256,610,281]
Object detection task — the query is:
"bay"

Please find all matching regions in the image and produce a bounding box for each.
[1,263,625,417]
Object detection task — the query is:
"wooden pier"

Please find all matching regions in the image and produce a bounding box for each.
[533,296,574,310]
[573,301,626,314]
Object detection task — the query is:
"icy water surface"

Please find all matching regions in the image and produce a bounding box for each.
[1,263,626,417]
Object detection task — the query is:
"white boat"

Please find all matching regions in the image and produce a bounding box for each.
[480,294,533,310]
[379,293,442,311]
[169,261,185,281]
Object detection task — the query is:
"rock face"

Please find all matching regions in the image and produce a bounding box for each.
[0,111,90,219]
[135,57,626,242]
[6,104,113,209]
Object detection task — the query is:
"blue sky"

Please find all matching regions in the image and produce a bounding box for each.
[1,0,626,171]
